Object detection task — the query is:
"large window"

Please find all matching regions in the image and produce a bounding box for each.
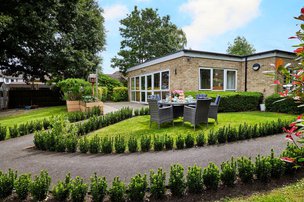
[131,70,170,103]
[199,68,237,91]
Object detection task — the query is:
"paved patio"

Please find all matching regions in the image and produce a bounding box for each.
[103,101,146,114]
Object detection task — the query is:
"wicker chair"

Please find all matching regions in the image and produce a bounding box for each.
[148,99,174,129]
[183,99,211,130]
[208,95,221,124]
[196,94,207,99]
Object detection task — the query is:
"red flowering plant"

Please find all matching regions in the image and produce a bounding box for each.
[271,7,304,168]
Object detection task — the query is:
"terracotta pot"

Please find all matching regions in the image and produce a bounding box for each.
[66,100,80,112]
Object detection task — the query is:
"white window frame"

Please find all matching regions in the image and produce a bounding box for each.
[199,67,237,91]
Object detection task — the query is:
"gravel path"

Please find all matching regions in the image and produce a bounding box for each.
[0,132,287,185]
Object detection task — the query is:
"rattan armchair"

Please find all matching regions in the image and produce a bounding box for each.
[208,95,221,124]
[148,99,174,129]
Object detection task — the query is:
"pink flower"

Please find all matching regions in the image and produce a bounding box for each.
[294,47,304,53]
[297,114,303,120]
[285,134,294,141]
[295,132,302,137]
[279,90,288,97]
[281,157,295,163]
[274,80,281,85]
[301,7,304,15]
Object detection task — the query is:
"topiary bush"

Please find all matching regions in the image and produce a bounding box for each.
[70,176,88,202]
[0,169,17,198]
[169,164,186,197]
[52,173,71,201]
[89,135,100,154]
[265,94,304,114]
[196,132,205,146]
[149,168,166,199]
[0,124,6,141]
[255,155,272,183]
[9,125,18,138]
[176,134,185,150]
[203,163,220,190]
[79,136,89,153]
[112,87,128,102]
[187,164,203,194]
[15,173,31,200]
[237,157,255,184]
[30,170,51,201]
[109,177,126,202]
[220,158,237,187]
[185,91,263,112]
[140,135,151,152]
[128,136,138,153]
[101,137,113,154]
[153,135,164,151]
[185,133,195,148]
[114,135,126,154]
[207,130,217,145]
[164,134,174,150]
[127,174,147,202]
[90,173,107,202]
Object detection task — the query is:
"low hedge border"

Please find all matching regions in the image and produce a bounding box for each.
[0,150,299,201]
[185,91,263,112]
[33,118,291,154]
[265,94,304,114]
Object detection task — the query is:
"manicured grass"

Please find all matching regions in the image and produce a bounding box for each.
[0,106,67,127]
[88,111,295,139]
[229,178,304,202]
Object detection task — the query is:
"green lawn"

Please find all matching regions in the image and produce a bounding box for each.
[0,106,67,127]
[88,111,295,139]
[229,178,304,202]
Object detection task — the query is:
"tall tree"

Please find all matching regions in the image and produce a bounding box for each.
[0,0,105,82]
[111,6,187,74]
[226,36,256,56]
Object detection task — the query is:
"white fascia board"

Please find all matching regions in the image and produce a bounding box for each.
[184,52,243,62]
[245,52,294,61]
[127,51,185,72]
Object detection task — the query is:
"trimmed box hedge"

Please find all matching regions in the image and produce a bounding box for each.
[185,91,263,112]
[265,94,304,114]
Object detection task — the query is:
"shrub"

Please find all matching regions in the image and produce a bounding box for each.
[237,157,255,183]
[70,176,88,202]
[265,94,304,114]
[55,136,66,152]
[185,91,263,112]
[207,130,217,145]
[15,173,31,200]
[0,125,6,141]
[220,158,237,187]
[57,78,91,101]
[226,125,238,142]
[66,134,78,153]
[255,155,272,183]
[98,86,108,101]
[0,169,17,198]
[128,174,147,202]
[185,133,195,148]
[112,87,128,102]
[196,132,205,146]
[89,135,100,154]
[149,168,166,199]
[128,137,138,153]
[114,136,126,154]
[79,136,89,153]
[176,135,185,150]
[109,177,126,202]
[270,149,285,179]
[169,164,186,197]
[153,135,164,151]
[90,173,107,202]
[18,123,28,136]
[203,163,220,190]
[217,127,227,144]
[52,173,71,201]
[98,73,123,96]
[30,170,51,201]
[187,164,203,194]
[101,137,112,154]
[9,125,18,138]
[164,134,174,150]
[140,135,151,152]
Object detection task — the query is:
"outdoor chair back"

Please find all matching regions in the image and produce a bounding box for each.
[196,94,207,99]
[147,98,173,129]
[209,95,221,124]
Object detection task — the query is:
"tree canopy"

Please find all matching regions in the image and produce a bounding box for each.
[111,6,187,74]
[226,36,256,56]
[0,0,105,82]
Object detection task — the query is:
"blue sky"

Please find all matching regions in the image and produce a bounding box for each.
[98,0,303,74]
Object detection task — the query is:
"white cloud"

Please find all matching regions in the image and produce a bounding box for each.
[104,4,128,21]
[180,0,261,49]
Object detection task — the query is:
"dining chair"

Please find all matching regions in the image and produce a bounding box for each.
[183,99,211,130]
[147,98,174,129]
[208,95,221,124]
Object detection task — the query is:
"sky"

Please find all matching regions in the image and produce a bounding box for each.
[98,0,303,74]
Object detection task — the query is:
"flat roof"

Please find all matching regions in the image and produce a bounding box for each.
[127,49,295,73]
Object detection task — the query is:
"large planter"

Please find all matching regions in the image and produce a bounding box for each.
[66,101,81,112]
[80,101,103,114]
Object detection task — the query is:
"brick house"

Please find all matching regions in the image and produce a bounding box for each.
[126,49,295,103]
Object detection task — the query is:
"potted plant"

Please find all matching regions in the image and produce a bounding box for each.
[57,79,91,112]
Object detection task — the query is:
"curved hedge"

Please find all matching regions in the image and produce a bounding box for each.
[185,91,263,112]
[265,94,304,114]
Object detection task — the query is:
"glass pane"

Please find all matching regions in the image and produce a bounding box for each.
[141,76,145,90]
[226,71,236,90]
[213,69,224,90]
[161,71,169,90]
[131,92,135,101]
[154,73,160,90]
[136,91,140,101]
[162,91,169,100]
[147,92,152,99]
[200,69,211,89]
[154,91,161,99]
[141,92,146,102]
[135,77,139,90]
[131,78,135,90]
[147,75,152,90]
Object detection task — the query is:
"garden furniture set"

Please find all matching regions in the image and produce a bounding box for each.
[147,93,221,129]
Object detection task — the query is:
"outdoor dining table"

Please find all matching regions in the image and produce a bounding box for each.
[158,100,196,118]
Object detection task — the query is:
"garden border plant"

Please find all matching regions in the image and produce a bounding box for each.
[0,150,301,201]
[33,118,292,154]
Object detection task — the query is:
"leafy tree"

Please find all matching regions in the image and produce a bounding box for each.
[0,0,105,82]
[98,73,123,93]
[226,36,256,56]
[111,6,187,74]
